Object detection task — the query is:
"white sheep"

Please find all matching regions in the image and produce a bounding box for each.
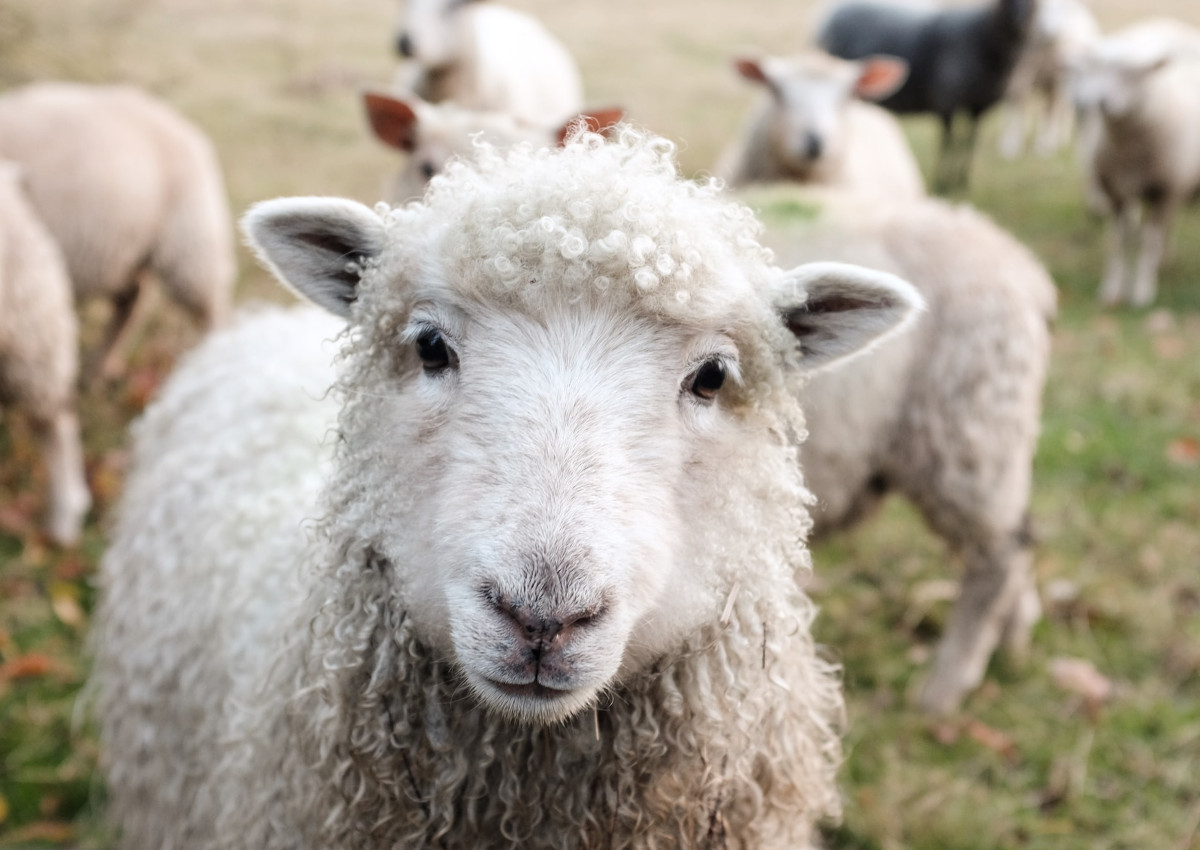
[0,161,90,545]
[92,128,924,849]
[742,183,1056,714]
[0,82,235,380]
[363,89,623,202]
[1070,19,1200,306]
[998,0,1100,159]
[716,52,925,199]
[394,0,584,128]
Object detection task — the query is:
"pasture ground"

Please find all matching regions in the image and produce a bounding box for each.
[0,0,1198,847]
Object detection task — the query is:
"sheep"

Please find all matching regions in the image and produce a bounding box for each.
[997,0,1100,159]
[363,90,623,202]
[817,0,1037,192]
[1070,19,1200,307]
[91,127,925,850]
[740,183,1056,714]
[0,82,235,382]
[0,161,90,546]
[715,51,925,199]
[393,0,584,128]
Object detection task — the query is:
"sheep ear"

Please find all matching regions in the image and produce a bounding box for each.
[776,261,924,372]
[734,57,771,86]
[242,197,388,319]
[363,91,420,152]
[854,56,909,101]
[555,107,626,145]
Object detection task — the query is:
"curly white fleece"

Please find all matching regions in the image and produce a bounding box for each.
[93,129,845,850]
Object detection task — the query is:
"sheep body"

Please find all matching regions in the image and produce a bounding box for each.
[0,162,89,544]
[94,129,923,848]
[717,52,925,199]
[817,0,1035,190]
[395,0,583,128]
[743,184,1056,713]
[0,82,234,378]
[1071,19,1200,306]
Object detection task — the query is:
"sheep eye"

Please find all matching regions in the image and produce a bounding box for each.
[689,359,726,401]
[420,161,437,180]
[416,327,455,372]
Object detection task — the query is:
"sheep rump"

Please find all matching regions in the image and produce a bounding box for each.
[0,162,89,544]
[0,82,235,379]
[93,129,923,849]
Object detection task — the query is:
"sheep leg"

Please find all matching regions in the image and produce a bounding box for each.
[919,533,1034,714]
[933,114,959,194]
[87,274,149,385]
[1099,202,1135,305]
[1130,200,1173,308]
[30,406,91,546]
[997,101,1028,160]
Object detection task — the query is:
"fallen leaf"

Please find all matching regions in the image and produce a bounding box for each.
[0,652,56,681]
[0,820,75,843]
[49,581,85,628]
[1166,437,1200,467]
[965,719,1019,762]
[1049,657,1113,705]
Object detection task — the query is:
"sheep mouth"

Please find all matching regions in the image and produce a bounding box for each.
[484,678,571,701]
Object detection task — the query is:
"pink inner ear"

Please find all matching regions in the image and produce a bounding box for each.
[363,92,419,152]
[854,58,908,100]
[734,58,769,86]
[556,107,626,146]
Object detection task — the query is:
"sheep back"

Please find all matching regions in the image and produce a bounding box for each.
[0,83,234,324]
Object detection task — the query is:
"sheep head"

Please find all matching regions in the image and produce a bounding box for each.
[243,128,921,725]
[734,52,908,175]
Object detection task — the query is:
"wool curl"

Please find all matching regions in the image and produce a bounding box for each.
[94,128,845,850]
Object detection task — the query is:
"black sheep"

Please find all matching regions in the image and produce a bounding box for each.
[818,0,1037,192]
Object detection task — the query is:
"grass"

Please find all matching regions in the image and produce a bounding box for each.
[1,0,1199,848]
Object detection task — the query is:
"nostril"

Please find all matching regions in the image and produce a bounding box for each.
[396,33,413,58]
[803,131,823,160]
[487,590,605,645]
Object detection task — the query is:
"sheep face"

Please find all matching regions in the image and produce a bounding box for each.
[395,0,477,66]
[1070,51,1169,121]
[736,53,908,175]
[244,131,920,724]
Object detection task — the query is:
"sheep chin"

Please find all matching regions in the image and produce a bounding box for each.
[463,670,599,725]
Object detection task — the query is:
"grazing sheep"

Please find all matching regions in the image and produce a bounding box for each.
[817,0,1037,192]
[363,90,623,202]
[394,0,583,128]
[1070,19,1200,307]
[716,52,925,199]
[0,82,235,381]
[92,128,924,849]
[998,0,1101,159]
[742,183,1056,714]
[0,162,89,545]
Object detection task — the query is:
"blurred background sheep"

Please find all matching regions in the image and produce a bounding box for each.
[0,0,1198,848]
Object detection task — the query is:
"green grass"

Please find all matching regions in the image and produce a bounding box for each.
[2,1,1199,847]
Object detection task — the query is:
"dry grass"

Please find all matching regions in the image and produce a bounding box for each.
[1,0,1199,847]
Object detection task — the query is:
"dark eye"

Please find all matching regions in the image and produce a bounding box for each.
[416,327,455,372]
[419,161,437,180]
[689,359,726,401]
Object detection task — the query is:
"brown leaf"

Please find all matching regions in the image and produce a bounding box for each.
[1049,656,1114,705]
[1166,437,1200,467]
[0,820,75,843]
[965,719,1020,762]
[0,652,56,681]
